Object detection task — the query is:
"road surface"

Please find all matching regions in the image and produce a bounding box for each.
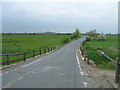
[2,36,89,88]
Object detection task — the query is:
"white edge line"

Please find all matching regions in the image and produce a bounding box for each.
[76,53,80,65]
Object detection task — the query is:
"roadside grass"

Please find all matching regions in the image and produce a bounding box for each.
[83,35,118,70]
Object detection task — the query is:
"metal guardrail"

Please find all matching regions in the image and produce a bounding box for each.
[0,46,58,65]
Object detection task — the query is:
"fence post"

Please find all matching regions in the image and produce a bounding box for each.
[86,55,89,64]
[39,49,42,55]
[115,57,120,83]
[33,50,35,57]
[6,54,10,65]
[48,48,49,52]
[44,48,46,54]
[51,47,52,51]
[23,53,26,61]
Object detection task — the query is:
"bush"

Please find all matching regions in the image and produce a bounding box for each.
[96,34,107,41]
[86,37,91,41]
[62,38,69,44]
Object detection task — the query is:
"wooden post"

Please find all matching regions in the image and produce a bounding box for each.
[51,47,52,51]
[48,48,49,52]
[44,48,46,54]
[86,55,89,64]
[39,49,42,55]
[6,54,10,65]
[33,50,35,57]
[115,57,120,83]
[23,53,26,61]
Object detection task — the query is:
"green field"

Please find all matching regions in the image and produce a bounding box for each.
[83,35,118,70]
[1,34,72,64]
[2,34,71,54]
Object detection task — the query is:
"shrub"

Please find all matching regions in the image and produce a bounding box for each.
[86,37,91,41]
[96,34,107,41]
[62,38,69,44]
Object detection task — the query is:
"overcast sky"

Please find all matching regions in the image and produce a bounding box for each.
[1,0,119,33]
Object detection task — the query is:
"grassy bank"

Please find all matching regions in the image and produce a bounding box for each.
[83,35,118,70]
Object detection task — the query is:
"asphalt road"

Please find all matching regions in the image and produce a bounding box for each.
[2,36,88,88]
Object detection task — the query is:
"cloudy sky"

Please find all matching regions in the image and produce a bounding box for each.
[1,0,119,33]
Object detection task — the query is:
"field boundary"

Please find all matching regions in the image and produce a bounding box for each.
[0,46,59,65]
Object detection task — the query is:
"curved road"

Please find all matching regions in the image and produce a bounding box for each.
[2,36,88,88]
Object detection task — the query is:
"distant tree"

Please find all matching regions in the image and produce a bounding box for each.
[75,28,80,38]
[87,30,96,36]
[86,29,100,39]
[71,32,77,39]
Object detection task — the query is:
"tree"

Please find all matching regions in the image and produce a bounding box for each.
[87,29,96,36]
[75,28,80,38]
[71,28,80,40]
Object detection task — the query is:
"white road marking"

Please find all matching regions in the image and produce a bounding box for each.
[76,53,80,65]
[21,59,41,68]
[5,71,8,73]
[83,82,87,88]
[80,71,84,76]
[76,51,84,76]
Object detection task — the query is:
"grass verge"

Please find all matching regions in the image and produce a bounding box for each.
[83,35,118,70]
